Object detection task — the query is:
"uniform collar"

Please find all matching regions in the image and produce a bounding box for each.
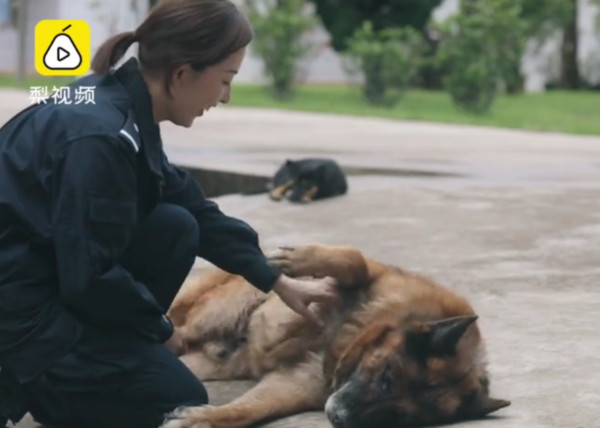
[113,57,164,180]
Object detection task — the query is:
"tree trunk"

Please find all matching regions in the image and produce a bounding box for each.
[559,0,579,89]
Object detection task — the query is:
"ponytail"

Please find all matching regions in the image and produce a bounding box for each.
[90,0,254,88]
[91,31,137,74]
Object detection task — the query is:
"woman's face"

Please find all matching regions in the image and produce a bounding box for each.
[165,47,246,127]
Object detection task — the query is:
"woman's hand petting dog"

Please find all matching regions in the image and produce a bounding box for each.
[272,274,338,327]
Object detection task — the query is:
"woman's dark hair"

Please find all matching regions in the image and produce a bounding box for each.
[91,0,253,90]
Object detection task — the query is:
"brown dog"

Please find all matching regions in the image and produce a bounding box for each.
[161,244,510,428]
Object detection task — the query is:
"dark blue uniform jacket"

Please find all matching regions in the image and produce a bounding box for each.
[0,58,280,411]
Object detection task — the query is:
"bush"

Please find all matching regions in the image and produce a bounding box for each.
[244,0,317,99]
[434,0,527,113]
[344,21,424,107]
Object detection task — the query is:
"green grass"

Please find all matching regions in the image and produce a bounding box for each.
[0,74,76,90]
[229,84,600,136]
[1,75,597,135]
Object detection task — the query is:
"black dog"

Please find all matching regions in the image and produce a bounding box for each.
[267,158,348,203]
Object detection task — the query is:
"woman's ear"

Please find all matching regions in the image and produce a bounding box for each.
[169,64,195,93]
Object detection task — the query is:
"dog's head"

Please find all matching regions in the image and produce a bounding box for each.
[326,316,509,428]
[269,160,324,203]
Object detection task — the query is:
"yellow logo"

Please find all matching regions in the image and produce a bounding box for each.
[35,20,91,76]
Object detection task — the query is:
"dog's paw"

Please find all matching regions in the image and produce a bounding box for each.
[269,180,294,201]
[268,245,320,278]
[269,189,284,201]
[161,405,214,428]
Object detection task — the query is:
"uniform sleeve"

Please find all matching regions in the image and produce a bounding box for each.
[159,154,281,293]
[51,136,172,342]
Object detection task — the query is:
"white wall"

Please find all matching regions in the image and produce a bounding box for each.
[0,0,148,75]
[0,0,598,91]
[0,0,61,74]
[59,0,148,71]
[579,0,600,85]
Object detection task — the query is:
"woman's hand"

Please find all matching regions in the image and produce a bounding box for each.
[272,274,338,327]
[165,326,187,356]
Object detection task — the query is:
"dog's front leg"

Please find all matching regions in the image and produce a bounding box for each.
[268,244,370,287]
[161,355,326,428]
[269,179,294,201]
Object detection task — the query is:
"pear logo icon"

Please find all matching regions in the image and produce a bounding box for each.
[43,24,82,70]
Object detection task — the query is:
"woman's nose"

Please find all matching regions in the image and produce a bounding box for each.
[220,87,231,104]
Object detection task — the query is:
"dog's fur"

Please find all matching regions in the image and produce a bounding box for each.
[268,159,348,203]
[161,244,509,428]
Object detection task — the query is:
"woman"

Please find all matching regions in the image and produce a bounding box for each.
[0,1,336,427]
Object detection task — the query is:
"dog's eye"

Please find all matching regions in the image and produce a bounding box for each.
[217,348,229,359]
[378,367,394,393]
[380,375,392,393]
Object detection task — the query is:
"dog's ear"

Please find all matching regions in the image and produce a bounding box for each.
[405,315,478,359]
[461,391,511,418]
[285,159,299,174]
[428,315,478,355]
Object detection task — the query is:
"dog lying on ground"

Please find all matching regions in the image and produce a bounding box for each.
[267,158,348,203]
[161,244,510,428]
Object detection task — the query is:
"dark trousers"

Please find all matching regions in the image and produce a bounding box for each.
[22,204,208,428]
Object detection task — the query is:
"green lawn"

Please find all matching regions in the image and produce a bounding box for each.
[229,84,600,136]
[0,74,76,89]
[1,75,597,136]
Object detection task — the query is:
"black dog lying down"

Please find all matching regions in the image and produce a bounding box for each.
[268,158,348,203]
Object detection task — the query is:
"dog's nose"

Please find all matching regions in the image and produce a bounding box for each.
[325,407,349,427]
[329,412,345,427]
[325,395,351,427]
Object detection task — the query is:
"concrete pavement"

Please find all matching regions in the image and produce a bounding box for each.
[2,87,600,428]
